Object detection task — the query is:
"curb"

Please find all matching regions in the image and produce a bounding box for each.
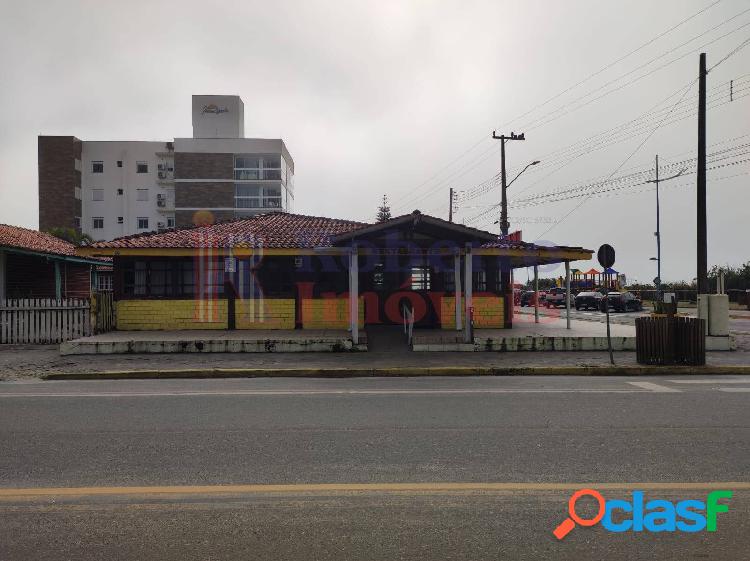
[43,365,750,380]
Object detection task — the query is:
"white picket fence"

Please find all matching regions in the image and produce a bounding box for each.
[0,298,92,344]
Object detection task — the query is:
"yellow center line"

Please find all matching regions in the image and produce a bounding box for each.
[0,482,748,499]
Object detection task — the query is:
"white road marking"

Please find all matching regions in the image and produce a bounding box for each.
[667,379,750,384]
[626,381,681,393]
[718,388,750,392]
[0,388,652,398]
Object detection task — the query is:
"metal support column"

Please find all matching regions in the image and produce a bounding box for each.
[565,260,571,329]
[349,246,359,344]
[464,244,473,343]
[533,265,539,324]
[454,251,462,331]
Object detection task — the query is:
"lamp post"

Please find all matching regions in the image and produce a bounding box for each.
[492,131,531,237]
[492,159,541,236]
[645,155,685,301]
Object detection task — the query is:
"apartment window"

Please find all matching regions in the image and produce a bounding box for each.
[234,154,282,180]
[167,216,175,228]
[235,185,281,209]
[74,216,81,229]
[117,217,124,224]
[136,161,148,174]
[137,217,149,229]
[117,161,123,168]
[136,188,149,201]
[92,189,104,201]
[92,217,104,229]
[117,188,124,195]
[92,161,103,173]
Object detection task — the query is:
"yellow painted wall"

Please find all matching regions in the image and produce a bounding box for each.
[440,296,466,330]
[440,296,505,329]
[301,298,365,329]
[117,299,227,330]
[235,299,295,329]
[472,296,505,328]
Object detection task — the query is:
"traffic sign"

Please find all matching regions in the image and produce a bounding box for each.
[597,244,615,269]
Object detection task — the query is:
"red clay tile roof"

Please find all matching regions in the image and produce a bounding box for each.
[0,224,79,256]
[90,212,370,249]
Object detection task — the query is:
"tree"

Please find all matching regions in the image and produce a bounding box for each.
[376,195,392,223]
[46,227,94,246]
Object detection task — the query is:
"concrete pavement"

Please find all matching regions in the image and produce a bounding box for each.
[0,375,748,559]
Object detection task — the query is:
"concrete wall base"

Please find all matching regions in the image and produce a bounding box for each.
[61,337,366,355]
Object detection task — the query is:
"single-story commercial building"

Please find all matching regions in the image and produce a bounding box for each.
[80,210,593,340]
[0,224,108,300]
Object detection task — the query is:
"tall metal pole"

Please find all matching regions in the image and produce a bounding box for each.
[449,187,454,223]
[697,52,708,295]
[655,154,661,300]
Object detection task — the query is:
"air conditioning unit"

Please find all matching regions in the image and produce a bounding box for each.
[157,163,166,172]
[157,194,166,207]
[158,171,166,179]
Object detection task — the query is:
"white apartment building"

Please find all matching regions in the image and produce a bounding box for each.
[38,95,294,241]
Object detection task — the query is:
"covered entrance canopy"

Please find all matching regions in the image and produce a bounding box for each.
[80,210,593,341]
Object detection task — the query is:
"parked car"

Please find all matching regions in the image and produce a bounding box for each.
[599,291,643,313]
[520,291,537,307]
[574,291,604,311]
[545,287,573,308]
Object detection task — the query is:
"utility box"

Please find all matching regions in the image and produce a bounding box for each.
[697,294,729,337]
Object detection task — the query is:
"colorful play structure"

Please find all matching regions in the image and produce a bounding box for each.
[556,268,625,291]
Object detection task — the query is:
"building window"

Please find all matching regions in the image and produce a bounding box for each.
[411,266,431,291]
[117,160,123,168]
[235,185,281,210]
[234,154,282,180]
[92,161,103,173]
[473,270,487,292]
[117,188,124,195]
[92,189,104,201]
[92,217,104,229]
[167,216,175,228]
[117,216,124,224]
[96,274,113,291]
[74,186,82,200]
[136,161,148,174]
[137,217,149,230]
[74,216,81,229]
[136,188,149,201]
[121,259,223,298]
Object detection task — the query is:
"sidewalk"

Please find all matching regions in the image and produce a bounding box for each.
[1,343,748,381]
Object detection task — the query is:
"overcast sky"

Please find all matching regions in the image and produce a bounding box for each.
[0,0,748,283]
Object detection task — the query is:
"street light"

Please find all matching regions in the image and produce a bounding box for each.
[495,160,541,236]
[645,155,685,301]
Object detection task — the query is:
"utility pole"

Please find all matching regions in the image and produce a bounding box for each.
[697,52,708,295]
[492,131,526,237]
[646,156,685,301]
[449,188,454,223]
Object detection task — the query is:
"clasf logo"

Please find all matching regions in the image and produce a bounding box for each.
[553,489,732,539]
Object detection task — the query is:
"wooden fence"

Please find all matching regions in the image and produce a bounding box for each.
[635,316,706,366]
[93,291,116,334]
[0,298,91,344]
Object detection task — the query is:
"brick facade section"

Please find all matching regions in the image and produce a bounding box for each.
[38,136,82,232]
[174,152,233,180]
[175,182,234,208]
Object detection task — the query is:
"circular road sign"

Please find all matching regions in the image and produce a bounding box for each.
[597,244,615,269]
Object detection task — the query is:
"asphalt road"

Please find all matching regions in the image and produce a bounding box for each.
[1,375,749,560]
